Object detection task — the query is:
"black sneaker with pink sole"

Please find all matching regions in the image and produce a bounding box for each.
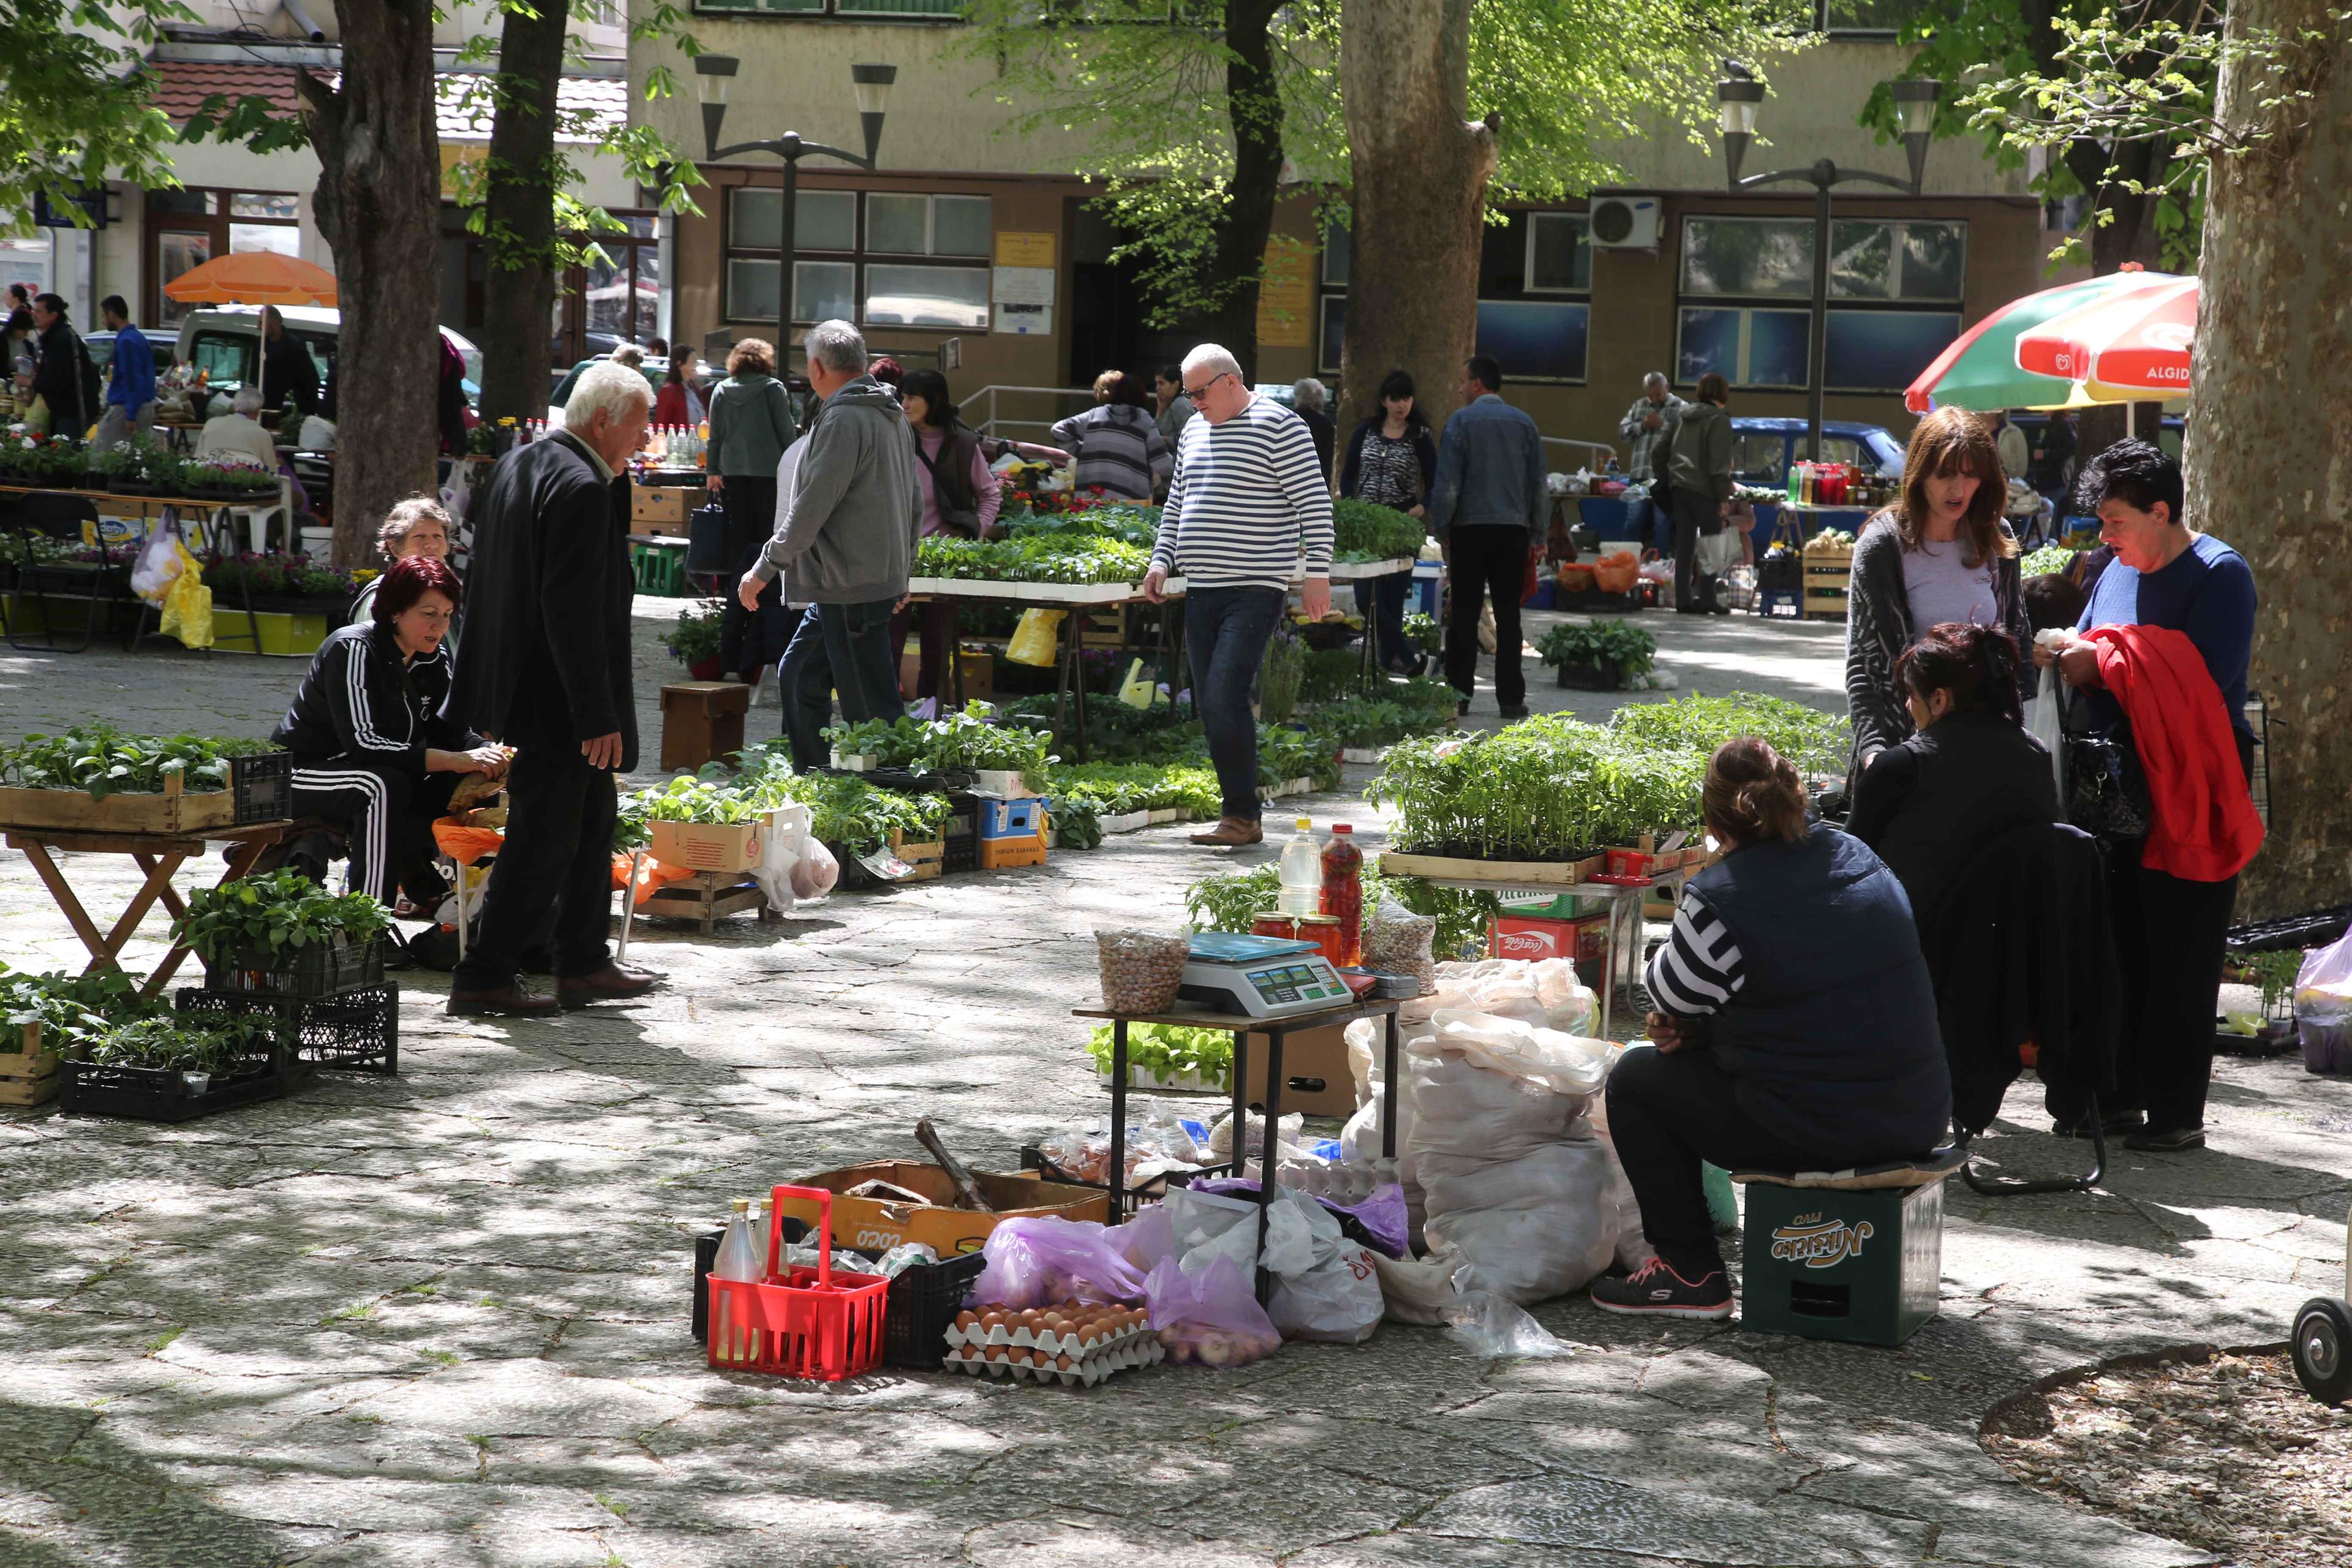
[1589,1257,1735,1320]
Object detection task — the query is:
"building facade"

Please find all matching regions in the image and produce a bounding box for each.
[633,2,2057,456]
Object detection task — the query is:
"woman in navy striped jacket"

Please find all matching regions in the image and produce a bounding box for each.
[1052,369,1173,501]
[271,556,510,910]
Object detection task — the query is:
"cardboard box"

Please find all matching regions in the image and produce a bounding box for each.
[1489,914,1608,981]
[636,513,689,540]
[648,818,762,874]
[1240,1022,1356,1118]
[772,1163,1109,1257]
[659,680,750,771]
[631,483,691,524]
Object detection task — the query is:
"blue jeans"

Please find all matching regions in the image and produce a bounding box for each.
[1184,585,1284,823]
[776,597,906,769]
[1635,495,1673,557]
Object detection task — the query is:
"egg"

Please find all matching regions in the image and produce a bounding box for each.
[987,1345,1008,1362]
[955,1311,977,1332]
[980,1312,1003,1333]
[1055,1353,1074,1371]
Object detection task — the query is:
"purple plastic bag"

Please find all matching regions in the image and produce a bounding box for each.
[970,1217,1148,1310]
[1190,1179,1410,1260]
[1143,1254,1281,1368]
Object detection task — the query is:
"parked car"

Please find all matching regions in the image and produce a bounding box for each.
[1730,417,1906,488]
[173,306,481,413]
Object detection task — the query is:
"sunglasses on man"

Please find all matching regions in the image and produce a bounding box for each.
[1182,370,1232,403]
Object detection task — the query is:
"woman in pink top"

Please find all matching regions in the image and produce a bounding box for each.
[895,369,1005,704]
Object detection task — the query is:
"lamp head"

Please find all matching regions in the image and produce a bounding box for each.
[851,63,897,165]
[1716,76,1764,190]
[1890,78,1940,192]
[695,55,739,160]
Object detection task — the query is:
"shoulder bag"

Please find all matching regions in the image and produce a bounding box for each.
[2062,688,2150,843]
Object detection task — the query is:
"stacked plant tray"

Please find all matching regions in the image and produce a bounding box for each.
[60,1054,306,1123]
[943,1303,1166,1387]
[176,984,399,1076]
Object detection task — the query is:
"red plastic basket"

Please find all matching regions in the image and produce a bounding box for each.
[704,1184,890,1381]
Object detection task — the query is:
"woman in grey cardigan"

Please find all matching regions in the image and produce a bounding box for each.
[1845,407,2031,779]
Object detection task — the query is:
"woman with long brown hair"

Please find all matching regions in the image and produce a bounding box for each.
[1844,406,2031,778]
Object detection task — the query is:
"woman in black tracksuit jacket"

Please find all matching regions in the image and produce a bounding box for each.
[272,555,508,907]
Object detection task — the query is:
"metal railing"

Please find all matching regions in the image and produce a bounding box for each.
[1544,435,1620,468]
[962,385,1098,443]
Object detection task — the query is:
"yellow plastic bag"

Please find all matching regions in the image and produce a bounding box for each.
[1006,607,1065,667]
[157,543,213,650]
[1118,657,1158,709]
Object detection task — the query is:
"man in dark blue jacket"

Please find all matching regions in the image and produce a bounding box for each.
[1427,356,1546,719]
[447,360,656,1016]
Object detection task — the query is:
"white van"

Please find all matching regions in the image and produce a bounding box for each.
[173,306,483,409]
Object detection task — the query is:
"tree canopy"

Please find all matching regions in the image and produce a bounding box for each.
[0,0,191,231]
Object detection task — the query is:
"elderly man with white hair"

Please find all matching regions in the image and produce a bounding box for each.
[1144,345,1333,847]
[446,358,659,1017]
[1620,371,1684,559]
[195,386,281,471]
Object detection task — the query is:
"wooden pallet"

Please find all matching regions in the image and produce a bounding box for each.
[633,870,775,934]
[1,1022,60,1109]
[889,829,944,881]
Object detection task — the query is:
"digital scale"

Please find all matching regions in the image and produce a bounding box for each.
[1177,932,1352,1020]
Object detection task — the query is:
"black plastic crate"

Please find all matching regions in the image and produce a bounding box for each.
[941,790,979,875]
[60,1056,304,1123]
[881,1251,987,1370]
[203,933,385,1001]
[227,750,295,825]
[177,984,399,1075]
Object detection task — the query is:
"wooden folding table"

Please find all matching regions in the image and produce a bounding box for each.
[5,818,312,997]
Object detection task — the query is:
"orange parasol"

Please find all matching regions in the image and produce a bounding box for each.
[163,251,340,306]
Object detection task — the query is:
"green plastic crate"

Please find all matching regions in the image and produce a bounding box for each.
[1738,1178,1943,1346]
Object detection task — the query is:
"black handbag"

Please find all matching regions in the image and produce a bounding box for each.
[2064,699,2150,842]
[685,501,731,575]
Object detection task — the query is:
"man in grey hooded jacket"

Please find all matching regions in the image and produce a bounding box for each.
[739,318,922,767]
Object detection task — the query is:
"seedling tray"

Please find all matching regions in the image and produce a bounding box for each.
[176,984,399,1075]
[203,933,385,1001]
[59,1055,305,1123]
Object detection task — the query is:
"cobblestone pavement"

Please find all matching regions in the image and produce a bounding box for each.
[2,603,2345,1568]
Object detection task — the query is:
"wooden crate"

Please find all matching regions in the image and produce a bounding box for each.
[633,869,774,935]
[1802,543,1852,622]
[0,771,237,835]
[888,829,944,881]
[1,1021,61,1109]
[1378,851,1605,887]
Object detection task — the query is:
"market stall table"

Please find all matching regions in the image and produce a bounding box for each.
[1376,858,1657,1038]
[1322,557,1415,690]
[5,818,315,997]
[1,483,274,654]
[906,576,1188,762]
[1072,993,1404,1305]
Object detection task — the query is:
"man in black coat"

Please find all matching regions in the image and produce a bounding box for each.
[29,294,98,436]
[445,359,655,1015]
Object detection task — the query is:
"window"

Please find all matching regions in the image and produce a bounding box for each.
[1318,208,1589,382]
[1678,215,1966,391]
[693,0,958,14]
[1814,0,1913,34]
[146,186,303,326]
[723,186,991,330]
[1524,213,1591,293]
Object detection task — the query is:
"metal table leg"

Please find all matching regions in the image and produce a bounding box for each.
[1381,1009,1401,1158]
[1105,1017,1130,1216]
[1253,1025,1286,1306]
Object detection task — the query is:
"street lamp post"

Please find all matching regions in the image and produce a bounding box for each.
[1714,70,1940,464]
[695,57,898,372]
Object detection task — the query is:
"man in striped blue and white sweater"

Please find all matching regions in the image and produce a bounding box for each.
[1143,345,1335,847]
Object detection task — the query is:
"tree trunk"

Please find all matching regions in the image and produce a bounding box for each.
[477,0,570,429]
[1200,0,1284,376]
[2184,0,2351,918]
[1336,0,1496,432]
[296,0,442,569]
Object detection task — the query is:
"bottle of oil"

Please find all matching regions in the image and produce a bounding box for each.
[709,1197,764,1366]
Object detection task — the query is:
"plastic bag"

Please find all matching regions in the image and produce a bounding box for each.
[970,1218,1147,1311]
[1591,549,1640,594]
[1371,1248,1463,1325]
[1095,927,1188,1014]
[1430,958,1594,1036]
[1207,1109,1303,1162]
[1006,608,1066,667]
[130,527,181,600]
[2297,927,2352,1025]
[788,836,839,902]
[1360,898,1437,997]
[1270,1243,1382,1345]
[2026,668,2065,804]
[1144,1254,1281,1368]
[1420,1010,1617,1101]
[1444,1291,1572,1359]
[752,803,816,911]
[156,545,213,650]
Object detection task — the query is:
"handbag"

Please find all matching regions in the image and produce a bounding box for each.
[1695,525,1743,576]
[2063,696,2150,842]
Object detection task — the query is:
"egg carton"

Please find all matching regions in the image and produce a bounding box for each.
[943,1336,1167,1387]
[944,1317,1154,1362]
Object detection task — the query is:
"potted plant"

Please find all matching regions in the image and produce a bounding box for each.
[660,599,726,680]
[1538,620,1658,692]
[94,439,185,497]
[183,454,280,502]
[20,435,91,491]
[173,869,393,1000]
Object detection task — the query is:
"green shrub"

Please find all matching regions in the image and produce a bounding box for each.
[1330,498,1427,562]
[1536,619,1658,680]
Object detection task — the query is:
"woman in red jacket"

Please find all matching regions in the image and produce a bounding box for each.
[651,346,706,429]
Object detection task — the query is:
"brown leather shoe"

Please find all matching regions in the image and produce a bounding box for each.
[1188,816,1264,847]
[556,961,659,1009]
[446,981,559,1017]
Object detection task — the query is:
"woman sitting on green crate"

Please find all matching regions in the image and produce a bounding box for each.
[1590,737,1951,1322]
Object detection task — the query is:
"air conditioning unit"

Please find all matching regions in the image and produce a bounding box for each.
[1588,195,1661,251]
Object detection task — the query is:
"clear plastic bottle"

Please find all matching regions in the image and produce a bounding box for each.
[1278,816,1321,917]
[710,1197,764,1366]
[1319,823,1363,967]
